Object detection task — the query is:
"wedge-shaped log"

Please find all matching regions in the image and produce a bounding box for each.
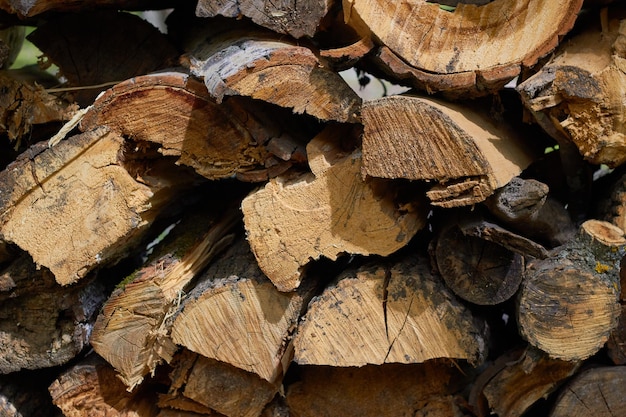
[293,254,488,367]
[48,354,160,417]
[182,20,361,122]
[80,71,311,182]
[171,237,315,385]
[91,207,239,390]
[0,252,107,373]
[160,349,278,417]
[0,127,194,285]
[242,124,425,291]
[286,361,467,417]
[196,0,332,39]
[518,7,626,167]
[344,0,582,97]
[361,95,533,207]
[518,219,626,361]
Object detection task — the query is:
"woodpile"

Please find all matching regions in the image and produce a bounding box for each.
[3,1,626,416]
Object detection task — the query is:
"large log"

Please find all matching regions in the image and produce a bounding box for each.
[0,127,195,285]
[293,254,488,367]
[80,71,312,182]
[361,95,533,207]
[344,0,583,97]
[242,124,425,291]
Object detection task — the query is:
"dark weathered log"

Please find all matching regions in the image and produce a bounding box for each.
[286,362,467,417]
[518,220,626,360]
[550,366,626,417]
[195,0,333,39]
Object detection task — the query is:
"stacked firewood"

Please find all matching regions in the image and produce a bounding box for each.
[1,0,626,416]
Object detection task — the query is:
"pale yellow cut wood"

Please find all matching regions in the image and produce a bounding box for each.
[293,255,488,367]
[183,21,361,122]
[171,237,313,384]
[0,127,186,285]
[361,95,533,207]
[91,211,239,390]
[518,7,626,167]
[241,124,425,291]
[196,0,332,38]
[344,0,582,96]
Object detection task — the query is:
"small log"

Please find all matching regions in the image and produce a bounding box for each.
[0,251,106,372]
[80,71,312,182]
[0,26,23,69]
[242,124,425,291]
[160,349,277,417]
[549,366,626,417]
[517,6,626,167]
[91,206,239,390]
[361,95,533,208]
[344,0,583,97]
[470,347,579,417]
[293,254,488,367]
[171,236,315,386]
[195,0,333,39]
[0,127,194,285]
[0,69,77,146]
[483,176,576,247]
[28,11,178,105]
[181,19,361,123]
[517,219,626,360]
[48,354,161,417]
[0,0,176,18]
[607,251,626,364]
[285,362,466,417]
[434,219,526,306]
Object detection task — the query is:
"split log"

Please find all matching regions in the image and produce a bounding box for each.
[171,236,315,386]
[550,366,626,417]
[434,218,527,306]
[160,349,277,417]
[361,95,533,208]
[293,254,488,367]
[242,124,425,291]
[0,251,106,372]
[181,19,361,123]
[90,204,239,390]
[0,126,195,285]
[28,11,178,105]
[517,6,626,167]
[48,354,161,417]
[0,69,77,147]
[195,0,333,39]
[80,71,312,182]
[483,176,576,247]
[517,219,626,360]
[286,361,467,417]
[469,347,579,417]
[344,0,583,97]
